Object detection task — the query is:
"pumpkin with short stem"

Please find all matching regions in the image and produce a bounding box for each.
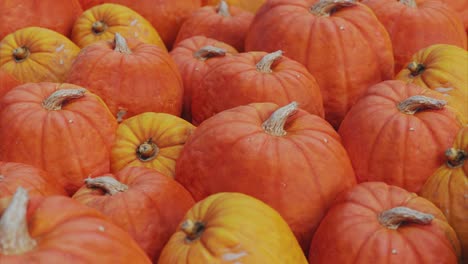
[338,80,464,193]
[175,0,254,51]
[176,102,356,253]
[0,187,151,263]
[111,112,196,177]
[72,166,195,261]
[170,36,238,121]
[158,192,308,263]
[0,70,21,100]
[0,83,117,195]
[191,51,325,125]
[245,0,394,129]
[0,162,66,199]
[0,27,81,83]
[66,33,183,121]
[308,181,461,263]
[71,3,166,50]
[420,126,468,260]
[396,44,468,122]
[202,0,266,13]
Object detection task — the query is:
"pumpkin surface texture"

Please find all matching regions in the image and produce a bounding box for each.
[0,70,21,99]
[202,0,266,13]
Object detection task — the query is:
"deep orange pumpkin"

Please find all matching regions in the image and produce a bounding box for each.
[442,0,468,33]
[0,70,21,100]
[202,0,267,13]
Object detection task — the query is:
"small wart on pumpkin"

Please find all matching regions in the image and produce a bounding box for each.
[391,249,398,255]
[222,251,248,261]
[98,226,105,232]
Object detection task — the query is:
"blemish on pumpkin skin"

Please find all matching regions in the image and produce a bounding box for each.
[56,44,65,52]
[130,19,138,26]
[98,226,105,232]
[222,251,248,261]
[68,119,73,124]
[0,175,4,181]
[391,249,398,255]
[409,127,415,131]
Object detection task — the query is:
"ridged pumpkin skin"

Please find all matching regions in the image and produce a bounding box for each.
[111,112,196,177]
[0,188,151,263]
[245,0,394,128]
[0,70,20,99]
[202,0,266,13]
[0,27,81,83]
[158,192,308,263]
[72,167,195,262]
[396,44,468,122]
[176,102,356,252]
[338,80,463,193]
[66,34,183,120]
[420,126,468,260]
[0,83,117,195]
[0,162,66,199]
[170,36,238,121]
[442,0,468,33]
[309,182,461,263]
[0,0,82,40]
[71,3,166,50]
[360,0,467,73]
[191,51,325,125]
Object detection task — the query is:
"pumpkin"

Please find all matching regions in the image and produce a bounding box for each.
[0,162,66,199]
[0,83,117,195]
[110,112,196,177]
[396,44,468,122]
[0,0,82,40]
[0,70,20,99]
[360,0,467,73]
[72,166,195,261]
[191,51,325,125]
[338,80,464,193]
[170,36,238,121]
[441,0,468,33]
[158,192,308,263]
[0,187,151,263]
[66,33,183,121]
[202,0,266,13]
[175,0,254,51]
[175,102,356,252]
[308,181,461,263]
[70,3,166,50]
[0,27,81,83]
[245,0,394,128]
[420,126,468,260]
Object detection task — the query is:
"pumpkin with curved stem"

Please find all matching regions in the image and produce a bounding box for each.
[71,3,166,50]
[191,50,324,125]
[202,0,266,13]
[0,27,81,83]
[158,192,308,263]
[0,70,21,99]
[111,112,196,177]
[308,182,461,263]
[0,83,117,195]
[338,80,464,193]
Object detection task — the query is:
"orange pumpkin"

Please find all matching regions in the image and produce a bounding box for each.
[0,27,81,83]
[158,192,308,263]
[0,70,21,99]
[309,182,461,263]
[202,0,266,13]
[442,0,468,33]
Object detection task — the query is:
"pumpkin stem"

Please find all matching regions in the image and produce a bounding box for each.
[400,0,417,8]
[116,108,128,123]
[92,20,108,35]
[12,46,30,62]
[114,33,132,54]
[256,50,283,73]
[180,219,205,241]
[42,88,87,111]
[84,176,128,196]
[217,0,231,17]
[397,95,446,115]
[379,206,433,229]
[136,138,159,162]
[0,187,37,255]
[262,102,298,136]
[310,0,356,16]
[445,148,466,168]
[407,61,425,76]
[193,46,227,61]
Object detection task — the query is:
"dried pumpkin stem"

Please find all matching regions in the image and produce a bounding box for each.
[42,88,87,111]
[0,187,37,255]
[397,95,446,115]
[137,138,159,162]
[262,102,298,136]
[92,20,108,35]
[181,219,205,241]
[12,46,30,62]
[193,46,227,61]
[85,176,128,195]
[217,0,231,17]
[114,33,132,54]
[407,61,425,76]
[310,0,356,16]
[379,206,433,229]
[445,148,466,168]
[400,0,417,8]
[256,50,283,73]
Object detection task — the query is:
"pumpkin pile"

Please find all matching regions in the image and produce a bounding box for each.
[0,0,466,263]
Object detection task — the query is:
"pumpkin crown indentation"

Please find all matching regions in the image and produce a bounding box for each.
[445,148,466,168]
[12,46,30,62]
[137,138,159,162]
[92,20,108,35]
[407,61,425,77]
[181,219,205,241]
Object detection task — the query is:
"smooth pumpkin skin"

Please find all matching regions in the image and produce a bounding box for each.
[0,27,81,83]
[71,3,166,50]
[245,0,394,129]
[420,126,468,260]
[176,102,356,252]
[72,166,195,262]
[396,44,468,122]
[338,80,463,193]
[0,0,82,40]
[308,182,461,263]
[111,112,196,177]
[441,0,468,33]
[170,36,238,121]
[0,83,117,195]
[191,51,325,125]
[202,0,266,13]
[158,192,308,263]
[0,70,21,99]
